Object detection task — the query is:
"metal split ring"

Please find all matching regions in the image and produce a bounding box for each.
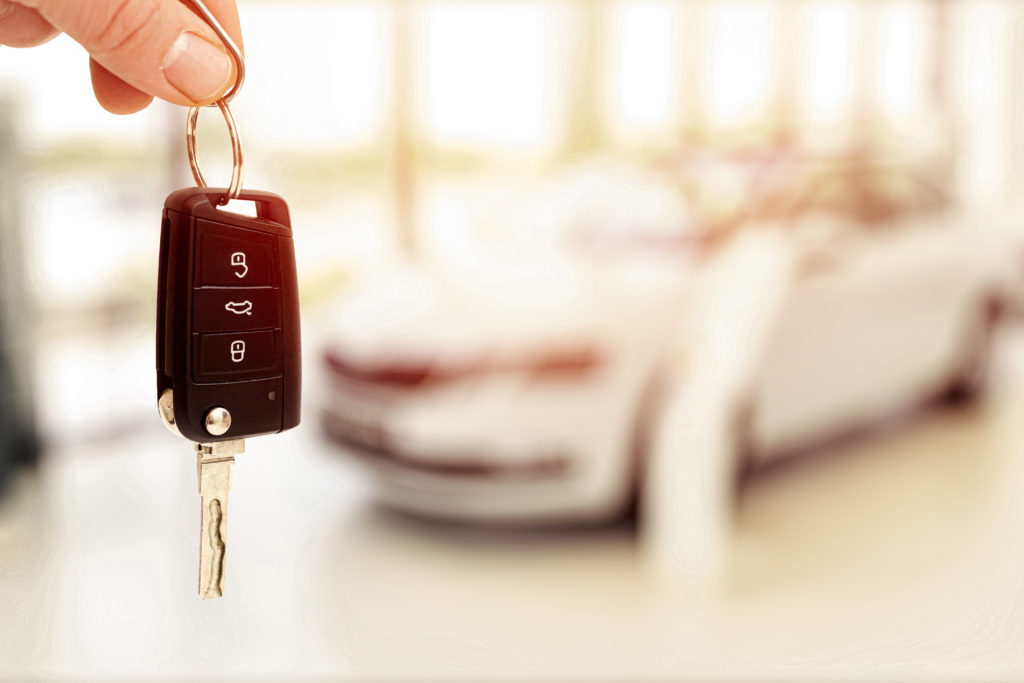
[182,0,246,205]
[186,101,244,205]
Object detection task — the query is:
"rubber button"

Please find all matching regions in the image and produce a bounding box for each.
[193,287,282,333]
[193,330,282,382]
[194,220,279,287]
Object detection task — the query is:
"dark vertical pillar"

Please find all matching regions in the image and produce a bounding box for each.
[0,97,39,493]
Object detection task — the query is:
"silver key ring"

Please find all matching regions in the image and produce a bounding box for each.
[183,0,246,205]
[186,101,244,205]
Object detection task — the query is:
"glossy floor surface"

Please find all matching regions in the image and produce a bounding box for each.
[2,336,1024,681]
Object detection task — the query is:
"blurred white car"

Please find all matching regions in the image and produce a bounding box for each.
[321,161,1021,526]
[732,163,1018,459]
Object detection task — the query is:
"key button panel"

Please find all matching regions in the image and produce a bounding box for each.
[194,220,279,287]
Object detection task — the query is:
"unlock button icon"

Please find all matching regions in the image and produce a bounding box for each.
[231,252,248,279]
[230,340,246,363]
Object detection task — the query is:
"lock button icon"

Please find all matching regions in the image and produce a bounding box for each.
[193,331,277,381]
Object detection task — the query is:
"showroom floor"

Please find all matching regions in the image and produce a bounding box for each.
[2,334,1023,681]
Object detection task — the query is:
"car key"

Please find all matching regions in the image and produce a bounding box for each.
[157,187,301,598]
[156,0,300,599]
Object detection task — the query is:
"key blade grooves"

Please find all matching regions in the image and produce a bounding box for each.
[196,439,243,599]
[202,498,227,599]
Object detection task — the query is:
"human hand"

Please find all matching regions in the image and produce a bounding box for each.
[0,0,243,114]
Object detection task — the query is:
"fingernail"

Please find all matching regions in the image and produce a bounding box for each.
[161,30,234,104]
[0,1,14,20]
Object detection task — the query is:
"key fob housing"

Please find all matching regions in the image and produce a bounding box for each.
[157,188,301,442]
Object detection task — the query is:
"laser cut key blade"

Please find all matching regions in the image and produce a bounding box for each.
[195,440,244,599]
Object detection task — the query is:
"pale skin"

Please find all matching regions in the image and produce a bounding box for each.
[0,0,243,114]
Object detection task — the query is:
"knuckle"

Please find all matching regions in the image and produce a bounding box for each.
[1,29,58,48]
[0,7,59,48]
[92,0,162,55]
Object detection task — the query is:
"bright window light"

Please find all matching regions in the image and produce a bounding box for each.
[702,1,778,127]
[418,1,565,156]
[877,0,930,122]
[800,0,857,123]
[242,3,389,149]
[605,1,683,144]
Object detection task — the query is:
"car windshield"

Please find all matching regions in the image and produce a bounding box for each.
[759,166,952,227]
[745,165,950,229]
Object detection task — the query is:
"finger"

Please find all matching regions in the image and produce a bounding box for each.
[0,3,59,47]
[90,58,153,114]
[184,0,243,55]
[18,0,243,106]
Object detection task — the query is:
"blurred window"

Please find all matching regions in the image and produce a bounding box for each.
[416,1,572,160]
[3,0,1019,444]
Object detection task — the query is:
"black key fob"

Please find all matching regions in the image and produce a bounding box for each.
[157,188,301,442]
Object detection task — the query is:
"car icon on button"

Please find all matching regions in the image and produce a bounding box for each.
[225,300,254,316]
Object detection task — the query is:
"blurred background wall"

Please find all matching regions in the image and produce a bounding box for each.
[0,0,1021,468]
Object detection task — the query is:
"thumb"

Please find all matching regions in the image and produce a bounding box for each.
[18,0,242,106]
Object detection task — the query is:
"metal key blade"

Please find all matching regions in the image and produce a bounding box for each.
[195,439,244,599]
